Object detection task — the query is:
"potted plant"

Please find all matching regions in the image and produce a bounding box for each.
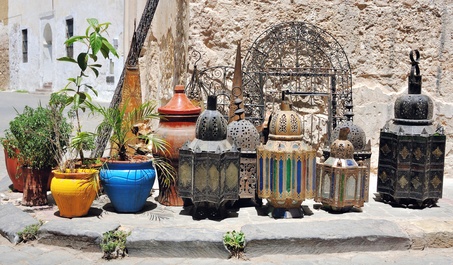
[1,130,24,192]
[96,101,175,213]
[50,18,119,218]
[8,104,72,206]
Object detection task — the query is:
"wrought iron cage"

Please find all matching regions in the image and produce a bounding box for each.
[187,21,353,149]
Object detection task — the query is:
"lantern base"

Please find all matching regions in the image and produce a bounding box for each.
[378,193,439,208]
[183,200,237,220]
[320,204,358,213]
[266,206,304,219]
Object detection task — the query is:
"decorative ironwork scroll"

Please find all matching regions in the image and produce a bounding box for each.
[186,64,263,126]
[243,21,353,148]
[187,21,353,150]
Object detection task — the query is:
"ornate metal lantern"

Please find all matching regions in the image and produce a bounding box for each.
[227,99,260,200]
[178,95,241,219]
[257,91,317,218]
[322,103,372,204]
[316,127,368,211]
[377,50,446,207]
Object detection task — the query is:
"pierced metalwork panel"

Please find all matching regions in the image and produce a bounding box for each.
[243,21,353,147]
[186,64,264,126]
[187,21,353,149]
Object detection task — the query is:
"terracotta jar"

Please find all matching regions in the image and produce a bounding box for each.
[3,147,24,192]
[154,85,201,206]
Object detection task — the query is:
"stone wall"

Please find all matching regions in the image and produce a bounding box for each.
[142,0,453,175]
[140,0,188,107]
[0,22,8,91]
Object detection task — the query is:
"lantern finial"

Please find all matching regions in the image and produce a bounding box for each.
[408,49,421,94]
[338,127,350,141]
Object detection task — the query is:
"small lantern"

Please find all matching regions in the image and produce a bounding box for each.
[323,102,372,204]
[178,95,241,219]
[377,50,446,207]
[227,99,260,200]
[257,91,316,218]
[316,127,368,211]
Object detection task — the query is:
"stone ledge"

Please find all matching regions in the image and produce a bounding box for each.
[38,219,120,252]
[241,219,411,257]
[402,220,453,250]
[0,204,40,244]
[127,227,229,259]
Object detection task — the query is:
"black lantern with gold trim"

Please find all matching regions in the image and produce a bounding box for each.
[178,95,241,219]
[377,50,446,207]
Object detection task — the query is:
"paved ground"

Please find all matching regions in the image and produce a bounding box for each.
[1,91,453,264]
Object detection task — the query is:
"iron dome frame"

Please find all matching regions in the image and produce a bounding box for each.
[187,21,353,148]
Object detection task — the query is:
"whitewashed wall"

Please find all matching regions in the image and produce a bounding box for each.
[7,0,124,101]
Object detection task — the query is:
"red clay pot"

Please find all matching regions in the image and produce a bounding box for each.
[154,85,201,206]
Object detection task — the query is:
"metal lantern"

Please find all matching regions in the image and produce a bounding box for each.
[257,92,316,218]
[316,127,368,211]
[227,99,260,200]
[377,50,446,207]
[323,103,372,204]
[178,95,241,219]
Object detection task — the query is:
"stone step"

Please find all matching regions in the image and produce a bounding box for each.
[0,204,40,244]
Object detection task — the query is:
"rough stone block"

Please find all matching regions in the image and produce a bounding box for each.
[0,203,39,244]
[127,227,229,259]
[242,219,411,257]
[38,219,120,252]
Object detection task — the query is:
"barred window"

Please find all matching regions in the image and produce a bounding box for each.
[66,18,74,58]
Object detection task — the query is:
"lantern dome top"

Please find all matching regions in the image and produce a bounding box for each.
[227,101,260,152]
[394,50,433,124]
[331,121,366,151]
[195,95,228,141]
[330,127,354,159]
[268,97,303,140]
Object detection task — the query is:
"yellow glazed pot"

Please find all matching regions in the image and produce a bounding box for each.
[50,169,99,218]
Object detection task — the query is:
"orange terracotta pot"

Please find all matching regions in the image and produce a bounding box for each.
[50,169,99,218]
[3,147,24,192]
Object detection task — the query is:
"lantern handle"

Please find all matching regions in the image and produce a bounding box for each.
[409,49,420,77]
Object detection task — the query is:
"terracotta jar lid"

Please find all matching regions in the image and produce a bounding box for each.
[158,85,201,115]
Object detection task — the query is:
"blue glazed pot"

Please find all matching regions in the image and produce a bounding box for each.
[100,159,156,213]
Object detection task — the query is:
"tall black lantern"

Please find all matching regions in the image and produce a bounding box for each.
[178,95,241,219]
[377,50,446,207]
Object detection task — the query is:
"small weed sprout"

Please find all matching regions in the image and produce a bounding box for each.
[100,230,131,260]
[17,220,43,243]
[223,230,246,259]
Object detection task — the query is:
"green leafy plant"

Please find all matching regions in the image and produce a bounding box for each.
[223,230,246,259]
[95,101,158,161]
[17,220,43,243]
[56,18,118,169]
[9,105,71,170]
[1,130,19,159]
[95,101,176,183]
[100,230,130,260]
